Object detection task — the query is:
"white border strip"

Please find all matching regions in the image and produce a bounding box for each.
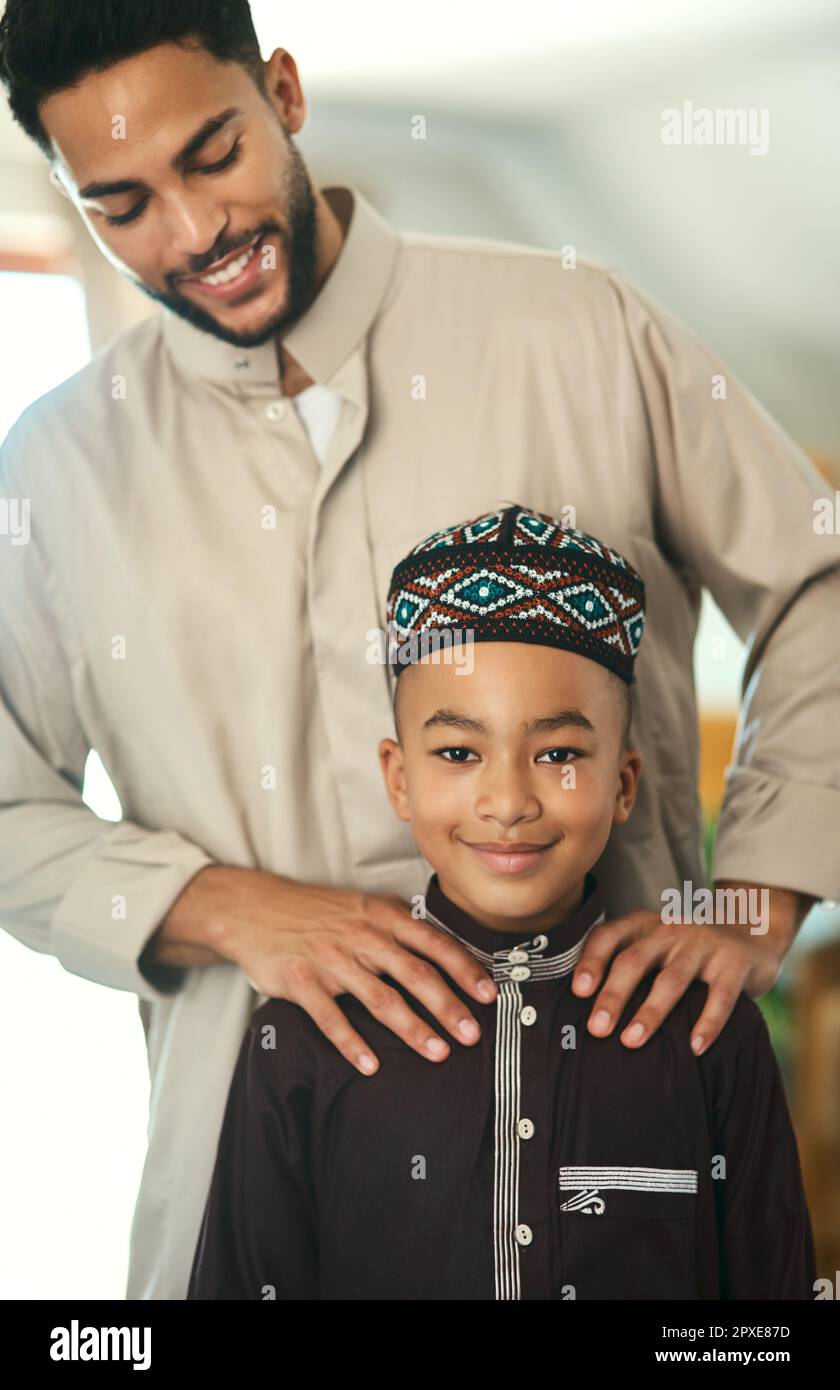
[558,1166,698,1193]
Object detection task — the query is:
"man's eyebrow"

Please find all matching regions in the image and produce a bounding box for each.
[77,106,244,200]
[421,707,596,736]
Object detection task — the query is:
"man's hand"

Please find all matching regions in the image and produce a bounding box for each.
[145,865,497,1075]
[571,881,816,1056]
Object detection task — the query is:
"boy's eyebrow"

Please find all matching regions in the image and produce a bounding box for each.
[422,707,597,736]
[77,106,244,200]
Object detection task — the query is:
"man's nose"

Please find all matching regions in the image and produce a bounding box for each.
[163,193,229,270]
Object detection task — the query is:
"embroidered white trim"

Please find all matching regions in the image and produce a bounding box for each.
[494,981,522,1299]
[422,899,608,1297]
[558,1165,698,1194]
[559,1188,606,1214]
[422,908,605,981]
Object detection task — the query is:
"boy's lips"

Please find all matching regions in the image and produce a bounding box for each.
[463,839,557,875]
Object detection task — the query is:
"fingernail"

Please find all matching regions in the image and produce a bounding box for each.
[477,979,496,1001]
[358,1053,377,1074]
[427,1037,448,1057]
[691,1035,705,1055]
[623,1022,644,1044]
[576,972,593,992]
[591,1009,611,1033]
[459,1018,480,1041]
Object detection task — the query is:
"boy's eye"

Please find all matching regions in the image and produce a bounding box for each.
[103,139,243,227]
[433,746,584,765]
[536,747,583,764]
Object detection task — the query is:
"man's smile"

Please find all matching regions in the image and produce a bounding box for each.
[178,231,269,299]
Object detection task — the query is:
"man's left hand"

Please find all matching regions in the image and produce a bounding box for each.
[571,881,817,1055]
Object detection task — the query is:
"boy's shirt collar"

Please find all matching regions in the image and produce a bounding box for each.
[422,871,607,982]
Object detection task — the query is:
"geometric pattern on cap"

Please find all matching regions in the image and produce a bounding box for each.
[385,503,646,684]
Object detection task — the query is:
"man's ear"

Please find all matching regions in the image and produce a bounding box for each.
[262,47,307,135]
[612,747,643,827]
[377,737,411,822]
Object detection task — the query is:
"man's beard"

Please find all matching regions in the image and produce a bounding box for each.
[133,131,320,350]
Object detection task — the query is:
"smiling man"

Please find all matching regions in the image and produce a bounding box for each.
[0,0,838,1300]
[40,30,341,383]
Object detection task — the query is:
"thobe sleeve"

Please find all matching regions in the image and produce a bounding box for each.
[186,1017,318,1300]
[708,998,816,1299]
[0,421,215,1001]
[606,269,840,902]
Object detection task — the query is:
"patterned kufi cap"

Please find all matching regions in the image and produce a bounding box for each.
[385,503,646,684]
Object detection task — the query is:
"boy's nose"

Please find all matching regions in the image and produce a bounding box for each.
[474,771,541,827]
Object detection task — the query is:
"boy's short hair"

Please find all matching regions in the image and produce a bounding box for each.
[392,653,634,751]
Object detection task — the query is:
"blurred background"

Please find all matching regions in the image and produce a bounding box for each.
[1,0,838,1297]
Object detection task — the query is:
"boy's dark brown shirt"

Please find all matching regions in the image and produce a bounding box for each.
[187,871,816,1301]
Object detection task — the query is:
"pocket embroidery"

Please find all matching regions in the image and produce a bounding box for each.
[558,1165,697,1214]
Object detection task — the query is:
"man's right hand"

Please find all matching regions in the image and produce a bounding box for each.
[143,865,498,1076]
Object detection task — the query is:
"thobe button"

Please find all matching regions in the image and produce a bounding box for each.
[234,356,250,371]
[515,1224,533,1246]
[517,1117,535,1140]
[508,949,529,964]
[265,400,287,421]
[520,1005,537,1026]
[510,965,531,982]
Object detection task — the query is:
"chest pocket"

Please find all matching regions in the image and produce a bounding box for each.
[557,1166,698,1300]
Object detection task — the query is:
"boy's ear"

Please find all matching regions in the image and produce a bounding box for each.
[612,747,643,826]
[377,737,411,822]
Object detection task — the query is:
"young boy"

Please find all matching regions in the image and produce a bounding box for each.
[187,504,816,1301]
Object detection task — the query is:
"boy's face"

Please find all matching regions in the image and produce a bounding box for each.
[378,642,642,933]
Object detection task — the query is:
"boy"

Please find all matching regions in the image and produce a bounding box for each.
[187,504,816,1300]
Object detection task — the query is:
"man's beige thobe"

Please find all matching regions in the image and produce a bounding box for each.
[1,184,838,1298]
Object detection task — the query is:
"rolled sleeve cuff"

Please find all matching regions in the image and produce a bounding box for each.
[50,821,216,1001]
[712,766,840,903]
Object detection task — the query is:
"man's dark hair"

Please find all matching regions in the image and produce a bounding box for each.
[0,0,267,159]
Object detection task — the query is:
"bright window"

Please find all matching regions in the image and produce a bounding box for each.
[0,269,143,1300]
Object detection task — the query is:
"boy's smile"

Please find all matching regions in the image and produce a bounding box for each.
[461,836,561,876]
[379,641,643,935]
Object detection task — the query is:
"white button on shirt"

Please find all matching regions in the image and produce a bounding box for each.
[264,384,342,459]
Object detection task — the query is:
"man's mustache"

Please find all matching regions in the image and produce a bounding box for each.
[171,223,283,287]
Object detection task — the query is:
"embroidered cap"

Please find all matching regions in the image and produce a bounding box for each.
[384,503,646,684]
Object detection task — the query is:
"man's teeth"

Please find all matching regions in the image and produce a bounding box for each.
[199,240,258,286]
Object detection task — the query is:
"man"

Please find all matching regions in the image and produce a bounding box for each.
[0,1,836,1299]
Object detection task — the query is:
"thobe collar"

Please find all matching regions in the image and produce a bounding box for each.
[159,184,399,397]
[422,871,607,983]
